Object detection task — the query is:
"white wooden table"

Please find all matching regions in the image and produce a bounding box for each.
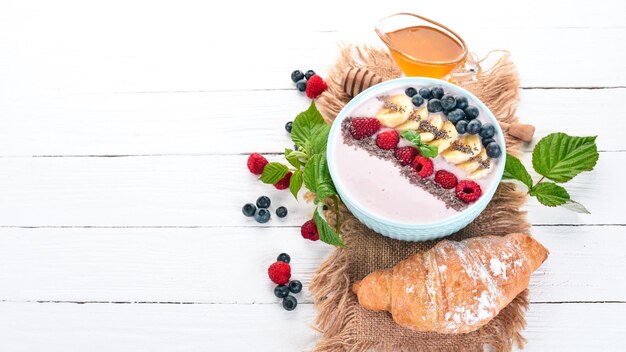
[0,1,624,351]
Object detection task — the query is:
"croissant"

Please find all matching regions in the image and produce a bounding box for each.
[352,233,548,334]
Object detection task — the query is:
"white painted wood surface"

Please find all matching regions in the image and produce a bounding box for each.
[0,0,623,351]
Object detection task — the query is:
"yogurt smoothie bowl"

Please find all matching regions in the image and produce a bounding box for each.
[326,78,506,241]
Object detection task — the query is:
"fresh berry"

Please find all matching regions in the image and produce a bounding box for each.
[419,87,432,99]
[296,80,307,92]
[305,74,328,99]
[412,156,434,178]
[455,95,469,109]
[274,285,290,298]
[486,142,502,158]
[256,196,271,209]
[304,70,316,80]
[282,295,298,311]
[247,153,268,175]
[277,253,291,263]
[411,94,424,107]
[291,70,305,83]
[440,95,456,111]
[456,180,482,203]
[268,261,291,285]
[242,203,257,217]
[467,119,482,135]
[276,206,288,218]
[434,170,458,189]
[288,280,303,294]
[285,121,293,133]
[427,99,443,113]
[455,120,468,134]
[482,138,495,147]
[431,86,444,99]
[447,109,466,124]
[376,130,400,150]
[255,208,271,223]
[274,172,293,190]
[464,106,479,119]
[394,146,418,166]
[349,118,381,140]
[479,124,495,139]
[301,219,319,241]
[405,87,417,97]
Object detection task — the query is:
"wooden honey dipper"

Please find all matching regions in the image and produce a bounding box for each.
[499,121,535,142]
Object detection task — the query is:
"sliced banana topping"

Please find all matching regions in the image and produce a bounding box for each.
[457,149,488,173]
[375,94,413,128]
[441,134,482,164]
[427,121,458,152]
[419,114,444,142]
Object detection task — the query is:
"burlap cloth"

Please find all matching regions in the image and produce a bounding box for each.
[310,46,531,352]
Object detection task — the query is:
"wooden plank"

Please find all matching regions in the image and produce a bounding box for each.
[0,88,622,156]
[0,226,622,303]
[0,301,623,351]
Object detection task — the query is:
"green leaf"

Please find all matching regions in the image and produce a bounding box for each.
[259,162,288,184]
[503,153,533,189]
[532,133,599,183]
[562,199,591,214]
[314,207,345,247]
[303,154,337,201]
[529,182,570,207]
[291,101,331,155]
[285,148,301,169]
[419,144,438,158]
[289,170,303,200]
[400,130,421,145]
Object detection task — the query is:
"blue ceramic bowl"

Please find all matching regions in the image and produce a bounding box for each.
[326,77,506,241]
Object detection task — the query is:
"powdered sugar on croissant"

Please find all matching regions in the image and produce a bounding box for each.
[352,233,549,334]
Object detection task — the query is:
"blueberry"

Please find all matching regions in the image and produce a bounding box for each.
[447,108,466,124]
[482,138,495,147]
[467,119,482,135]
[455,95,469,110]
[455,120,468,134]
[418,87,432,99]
[304,70,316,80]
[411,94,424,107]
[288,280,303,294]
[486,142,502,158]
[276,206,288,218]
[296,80,307,92]
[291,70,304,83]
[431,86,444,99]
[427,99,443,113]
[464,106,479,120]
[405,87,417,97]
[277,253,291,264]
[440,95,456,111]
[282,295,298,311]
[479,124,495,139]
[242,203,256,217]
[274,285,290,298]
[255,208,271,223]
[256,196,271,209]
[285,121,293,133]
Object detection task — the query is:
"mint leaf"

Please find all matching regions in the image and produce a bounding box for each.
[503,153,533,189]
[563,200,590,214]
[259,162,288,184]
[314,207,345,247]
[529,182,570,207]
[285,148,301,169]
[291,101,330,155]
[289,170,303,199]
[401,130,438,157]
[419,144,438,158]
[532,133,599,183]
[304,154,336,202]
[400,130,421,145]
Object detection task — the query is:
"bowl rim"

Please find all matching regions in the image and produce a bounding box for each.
[326,77,506,228]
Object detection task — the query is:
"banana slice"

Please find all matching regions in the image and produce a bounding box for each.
[469,162,493,180]
[457,149,488,173]
[419,114,444,142]
[441,134,482,164]
[396,119,420,132]
[375,94,413,127]
[396,105,429,131]
[428,121,458,152]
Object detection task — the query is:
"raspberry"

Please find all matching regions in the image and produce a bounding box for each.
[305,74,328,99]
[247,153,268,175]
[394,146,418,166]
[434,170,458,189]
[375,130,400,150]
[268,261,291,285]
[301,219,319,241]
[274,171,293,190]
[349,118,381,140]
[412,156,434,178]
[455,180,482,203]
